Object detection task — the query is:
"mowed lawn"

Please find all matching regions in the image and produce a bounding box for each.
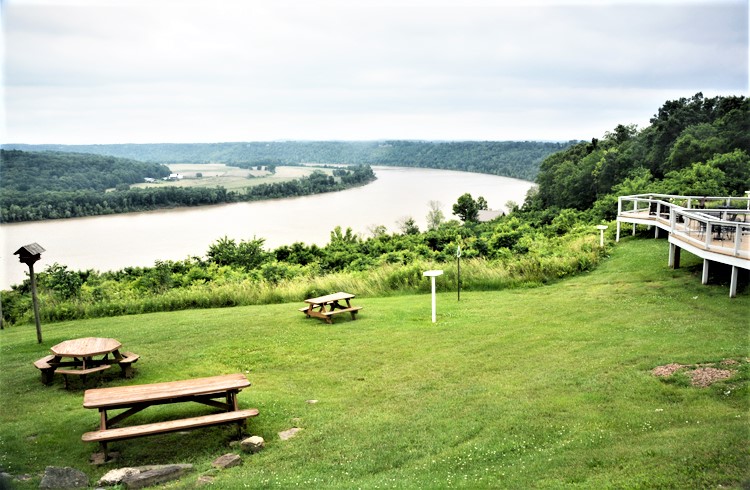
[1,239,748,488]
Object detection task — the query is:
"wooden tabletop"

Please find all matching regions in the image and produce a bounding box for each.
[51,337,122,357]
[305,291,354,304]
[83,373,251,409]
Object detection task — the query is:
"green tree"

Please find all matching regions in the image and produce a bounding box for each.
[656,162,727,196]
[398,217,420,235]
[453,193,480,222]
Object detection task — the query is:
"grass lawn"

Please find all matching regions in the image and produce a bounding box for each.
[1,238,748,488]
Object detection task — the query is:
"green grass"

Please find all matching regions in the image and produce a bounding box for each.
[132,165,329,191]
[1,238,748,488]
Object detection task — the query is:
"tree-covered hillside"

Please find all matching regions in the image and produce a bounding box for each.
[526,93,749,220]
[0,150,170,192]
[0,150,375,222]
[4,140,571,182]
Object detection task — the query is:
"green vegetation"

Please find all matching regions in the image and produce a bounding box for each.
[1,239,747,488]
[528,93,749,220]
[0,151,375,222]
[1,219,605,325]
[5,140,571,181]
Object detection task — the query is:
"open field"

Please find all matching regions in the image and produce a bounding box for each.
[0,239,748,488]
[132,164,331,191]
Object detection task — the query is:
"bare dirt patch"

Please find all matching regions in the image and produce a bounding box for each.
[651,363,686,377]
[651,360,740,387]
[686,367,734,387]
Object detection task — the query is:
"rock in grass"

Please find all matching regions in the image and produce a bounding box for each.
[98,465,193,487]
[211,453,242,469]
[240,436,265,453]
[120,465,193,489]
[278,427,303,440]
[39,466,88,489]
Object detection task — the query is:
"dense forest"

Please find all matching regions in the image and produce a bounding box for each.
[2,93,748,325]
[4,140,570,182]
[527,93,749,221]
[0,151,375,222]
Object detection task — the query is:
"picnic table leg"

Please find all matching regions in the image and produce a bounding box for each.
[40,368,55,385]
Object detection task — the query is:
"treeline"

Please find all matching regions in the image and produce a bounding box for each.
[4,140,572,181]
[0,150,171,192]
[0,153,375,222]
[527,93,749,220]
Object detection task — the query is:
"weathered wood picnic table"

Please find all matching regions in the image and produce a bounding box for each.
[299,291,363,324]
[81,373,258,457]
[33,337,139,387]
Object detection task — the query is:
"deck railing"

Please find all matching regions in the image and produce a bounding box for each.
[617,194,750,260]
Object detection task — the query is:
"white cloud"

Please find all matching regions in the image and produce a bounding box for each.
[2,0,747,144]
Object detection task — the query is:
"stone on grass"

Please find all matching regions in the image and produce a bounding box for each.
[39,466,88,489]
[120,465,193,489]
[196,475,215,486]
[97,465,192,487]
[278,428,303,441]
[211,453,242,469]
[240,436,265,453]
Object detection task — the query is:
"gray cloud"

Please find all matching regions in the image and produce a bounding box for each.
[2,0,747,143]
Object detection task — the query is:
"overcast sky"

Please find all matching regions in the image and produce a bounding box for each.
[1,0,747,144]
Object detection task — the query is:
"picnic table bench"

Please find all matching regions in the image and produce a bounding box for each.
[33,337,139,388]
[81,373,258,457]
[299,291,363,324]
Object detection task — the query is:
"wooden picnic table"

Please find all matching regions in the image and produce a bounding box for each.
[81,373,258,457]
[33,337,139,387]
[299,291,363,324]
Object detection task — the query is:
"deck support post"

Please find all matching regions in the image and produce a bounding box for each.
[702,259,710,285]
[616,221,621,242]
[729,266,738,298]
[668,244,681,269]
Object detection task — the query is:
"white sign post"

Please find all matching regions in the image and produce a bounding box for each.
[423,270,444,323]
[596,225,608,247]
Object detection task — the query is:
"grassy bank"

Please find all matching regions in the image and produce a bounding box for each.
[0,238,747,488]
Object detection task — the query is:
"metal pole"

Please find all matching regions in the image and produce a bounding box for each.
[29,263,42,343]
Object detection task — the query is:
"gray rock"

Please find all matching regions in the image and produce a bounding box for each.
[240,436,265,453]
[211,453,242,469]
[120,465,192,489]
[278,427,303,441]
[39,466,88,489]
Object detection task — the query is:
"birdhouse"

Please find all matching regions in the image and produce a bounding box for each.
[14,243,45,266]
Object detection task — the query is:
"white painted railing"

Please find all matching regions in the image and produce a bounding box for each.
[617,194,750,260]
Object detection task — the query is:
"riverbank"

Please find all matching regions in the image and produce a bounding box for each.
[1,167,533,289]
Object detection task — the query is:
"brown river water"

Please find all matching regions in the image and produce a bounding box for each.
[1,166,533,289]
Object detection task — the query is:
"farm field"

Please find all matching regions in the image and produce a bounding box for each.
[132,164,332,191]
[0,239,748,488]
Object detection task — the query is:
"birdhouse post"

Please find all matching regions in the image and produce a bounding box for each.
[14,243,45,343]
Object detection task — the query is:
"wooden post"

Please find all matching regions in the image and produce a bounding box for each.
[729,266,738,298]
[13,243,46,342]
[456,244,461,302]
[29,263,43,344]
[702,260,710,285]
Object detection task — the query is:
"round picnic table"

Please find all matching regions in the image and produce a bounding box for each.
[40,337,139,388]
[51,337,122,357]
